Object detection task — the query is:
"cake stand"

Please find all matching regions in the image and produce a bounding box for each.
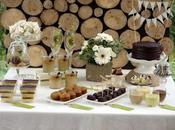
[125,53,167,86]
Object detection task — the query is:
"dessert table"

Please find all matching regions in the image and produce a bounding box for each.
[1,68,175,130]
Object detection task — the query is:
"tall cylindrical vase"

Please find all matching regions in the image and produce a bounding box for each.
[86,62,112,82]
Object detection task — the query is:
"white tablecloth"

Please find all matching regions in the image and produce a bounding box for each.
[1,68,175,130]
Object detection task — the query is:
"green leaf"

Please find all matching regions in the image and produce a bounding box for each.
[11,102,34,109]
[160,104,175,111]
[69,104,93,111]
[110,104,134,111]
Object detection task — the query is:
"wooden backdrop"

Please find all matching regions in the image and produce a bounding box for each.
[0,0,174,68]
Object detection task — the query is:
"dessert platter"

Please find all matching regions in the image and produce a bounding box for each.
[87,87,126,105]
[48,85,87,104]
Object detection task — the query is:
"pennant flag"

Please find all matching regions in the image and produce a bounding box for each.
[146,19,152,27]
[138,0,144,10]
[162,12,168,19]
[167,8,174,17]
[134,13,140,20]
[152,18,157,26]
[129,8,137,15]
[157,2,162,11]
[143,1,149,9]
[140,16,146,25]
[157,15,164,24]
[150,2,156,11]
[163,2,169,10]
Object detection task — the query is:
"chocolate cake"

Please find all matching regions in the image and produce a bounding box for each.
[132,42,163,61]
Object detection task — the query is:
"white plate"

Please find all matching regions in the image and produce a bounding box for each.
[87,93,127,105]
[47,93,88,105]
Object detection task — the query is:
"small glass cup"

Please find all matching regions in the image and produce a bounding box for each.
[42,56,55,73]
[57,55,69,71]
[65,70,78,88]
[49,71,64,89]
[153,87,166,103]
[136,86,152,100]
[129,89,144,105]
[145,93,160,107]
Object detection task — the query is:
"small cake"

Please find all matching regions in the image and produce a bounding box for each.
[42,56,55,73]
[49,72,63,89]
[0,85,15,103]
[50,91,62,100]
[74,88,82,97]
[65,70,78,88]
[80,87,87,94]
[60,93,70,101]
[20,85,37,103]
[132,42,163,61]
[58,55,69,71]
[67,91,76,99]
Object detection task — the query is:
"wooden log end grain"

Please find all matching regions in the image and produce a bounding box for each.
[145,21,165,40]
[72,52,86,68]
[28,16,42,26]
[141,10,151,19]
[94,8,103,18]
[121,0,140,14]
[112,49,129,68]
[69,3,79,13]
[43,0,53,9]
[153,7,165,18]
[104,9,127,30]
[54,0,68,12]
[28,45,47,67]
[3,34,13,49]
[95,0,120,9]
[0,8,26,29]
[141,36,155,42]
[1,0,22,7]
[77,0,93,5]
[59,13,79,32]
[103,29,119,39]
[159,37,174,56]
[128,16,142,31]
[42,26,62,48]
[78,6,93,20]
[67,0,76,4]
[73,33,85,51]
[40,9,59,26]
[22,0,43,16]
[80,17,103,39]
[120,30,140,49]
[164,19,172,28]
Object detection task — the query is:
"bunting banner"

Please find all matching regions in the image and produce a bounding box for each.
[129,8,174,26]
[138,0,171,10]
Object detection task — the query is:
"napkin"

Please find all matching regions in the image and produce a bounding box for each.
[160,104,175,111]
[69,103,93,111]
[109,104,134,111]
[11,102,34,109]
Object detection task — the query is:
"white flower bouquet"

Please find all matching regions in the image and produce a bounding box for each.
[79,33,122,66]
[9,20,41,42]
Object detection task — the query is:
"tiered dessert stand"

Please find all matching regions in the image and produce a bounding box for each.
[125,53,167,86]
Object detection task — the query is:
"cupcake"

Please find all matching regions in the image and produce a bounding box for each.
[65,70,78,88]
[49,72,63,89]
[60,93,70,101]
[42,56,55,73]
[20,85,37,103]
[68,91,76,99]
[58,55,69,71]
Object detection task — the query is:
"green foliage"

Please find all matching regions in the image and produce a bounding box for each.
[0,2,6,61]
[79,38,123,64]
[170,1,175,44]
